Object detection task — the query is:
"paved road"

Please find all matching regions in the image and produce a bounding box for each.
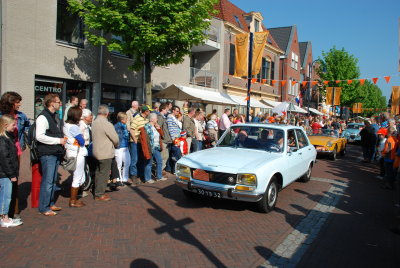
[1,144,399,267]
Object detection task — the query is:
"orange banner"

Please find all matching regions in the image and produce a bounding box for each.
[391,86,400,115]
[326,87,333,105]
[234,33,249,77]
[251,32,269,75]
[334,87,342,106]
[358,103,363,113]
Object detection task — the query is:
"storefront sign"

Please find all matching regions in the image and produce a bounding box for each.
[34,85,62,93]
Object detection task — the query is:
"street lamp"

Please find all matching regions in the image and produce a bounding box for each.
[307,59,320,114]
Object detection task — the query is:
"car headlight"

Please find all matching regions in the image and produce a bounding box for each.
[327,141,333,147]
[237,174,257,186]
[176,164,191,179]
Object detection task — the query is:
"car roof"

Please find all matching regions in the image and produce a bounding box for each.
[348,123,364,125]
[231,123,304,130]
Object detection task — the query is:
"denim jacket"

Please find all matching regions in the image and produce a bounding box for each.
[0,111,30,150]
[114,122,129,149]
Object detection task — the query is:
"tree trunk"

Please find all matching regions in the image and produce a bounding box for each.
[144,52,152,105]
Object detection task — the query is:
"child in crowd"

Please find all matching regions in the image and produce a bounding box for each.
[174,131,189,157]
[114,112,131,185]
[376,128,387,179]
[0,115,22,227]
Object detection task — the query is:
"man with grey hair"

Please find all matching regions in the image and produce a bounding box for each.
[79,99,88,110]
[126,100,139,128]
[91,104,119,201]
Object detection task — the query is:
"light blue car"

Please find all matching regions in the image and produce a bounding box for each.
[175,124,317,213]
[341,123,364,143]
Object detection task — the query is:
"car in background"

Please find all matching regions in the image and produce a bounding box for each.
[341,123,364,143]
[175,124,317,213]
[308,129,347,160]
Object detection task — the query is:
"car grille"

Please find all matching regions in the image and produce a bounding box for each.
[350,134,356,138]
[191,169,237,185]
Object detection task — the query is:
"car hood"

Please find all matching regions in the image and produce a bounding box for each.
[343,129,360,134]
[309,136,338,146]
[177,147,281,173]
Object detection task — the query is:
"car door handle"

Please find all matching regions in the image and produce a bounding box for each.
[308,148,311,150]
[298,152,302,155]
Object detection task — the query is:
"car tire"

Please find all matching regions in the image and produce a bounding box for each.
[340,146,346,156]
[299,164,312,183]
[330,147,337,161]
[256,177,279,213]
[182,189,198,199]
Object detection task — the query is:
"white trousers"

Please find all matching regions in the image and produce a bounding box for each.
[72,154,86,188]
[115,147,131,182]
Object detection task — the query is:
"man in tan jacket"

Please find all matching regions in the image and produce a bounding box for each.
[91,104,119,201]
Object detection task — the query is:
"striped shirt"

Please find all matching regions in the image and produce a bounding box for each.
[130,113,149,143]
[167,114,181,139]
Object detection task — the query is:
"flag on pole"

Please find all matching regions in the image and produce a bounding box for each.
[251,32,269,75]
[334,87,342,106]
[234,33,249,77]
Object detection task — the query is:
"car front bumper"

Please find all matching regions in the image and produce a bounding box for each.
[175,178,263,202]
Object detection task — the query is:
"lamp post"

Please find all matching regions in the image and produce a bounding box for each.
[307,59,319,114]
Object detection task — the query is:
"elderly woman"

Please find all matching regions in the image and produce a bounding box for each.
[206,114,218,145]
[140,113,167,184]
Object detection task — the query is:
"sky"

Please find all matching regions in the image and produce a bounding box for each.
[230,0,400,100]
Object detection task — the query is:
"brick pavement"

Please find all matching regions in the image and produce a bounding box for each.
[1,145,398,267]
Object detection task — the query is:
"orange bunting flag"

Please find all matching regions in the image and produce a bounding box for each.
[311,81,318,86]
[291,81,297,86]
[347,80,353,85]
[281,80,287,87]
[244,96,249,101]
[302,81,307,87]
[271,80,276,86]
[261,79,267,84]
[323,81,329,85]
[335,80,341,84]
[372,77,379,84]
[384,76,391,83]
[251,78,257,83]
[359,79,365,85]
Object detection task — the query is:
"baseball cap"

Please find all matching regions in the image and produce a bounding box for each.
[377,128,388,136]
[141,105,153,112]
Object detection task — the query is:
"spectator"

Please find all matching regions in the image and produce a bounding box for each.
[166,105,181,172]
[0,115,22,227]
[252,111,262,123]
[311,118,323,134]
[174,131,188,157]
[382,127,397,190]
[140,113,166,183]
[63,96,78,121]
[91,104,119,201]
[194,111,205,151]
[206,114,218,145]
[114,112,131,185]
[127,101,142,185]
[63,107,88,208]
[152,102,161,115]
[79,99,88,110]
[133,105,151,181]
[36,93,66,216]
[218,108,231,137]
[79,109,92,146]
[182,108,196,152]
[0,91,30,221]
[126,100,139,129]
[157,103,172,171]
[360,121,377,163]
[182,101,189,116]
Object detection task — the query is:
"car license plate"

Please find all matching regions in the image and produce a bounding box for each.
[195,188,222,198]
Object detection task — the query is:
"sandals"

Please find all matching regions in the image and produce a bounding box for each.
[41,211,57,216]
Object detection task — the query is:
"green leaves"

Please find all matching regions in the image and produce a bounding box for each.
[68,0,219,70]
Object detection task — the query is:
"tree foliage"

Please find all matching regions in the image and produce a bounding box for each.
[68,0,219,70]
[359,80,387,116]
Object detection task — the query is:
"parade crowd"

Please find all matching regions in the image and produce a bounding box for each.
[0,91,398,228]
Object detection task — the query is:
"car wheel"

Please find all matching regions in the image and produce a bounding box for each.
[257,177,279,213]
[330,147,337,160]
[182,189,198,199]
[340,146,346,156]
[299,164,312,183]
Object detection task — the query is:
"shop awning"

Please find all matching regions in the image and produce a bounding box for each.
[308,107,323,115]
[292,105,308,114]
[154,84,237,105]
[228,95,270,109]
[261,99,282,108]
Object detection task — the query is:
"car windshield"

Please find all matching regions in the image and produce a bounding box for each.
[217,126,285,153]
[310,129,339,138]
[347,124,363,129]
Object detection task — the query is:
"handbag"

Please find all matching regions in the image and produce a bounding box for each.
[61,146,80,172]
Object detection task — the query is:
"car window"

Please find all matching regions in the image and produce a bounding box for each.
[295,129,309,149]
[287,129,298,150]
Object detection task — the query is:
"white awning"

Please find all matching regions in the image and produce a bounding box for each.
[309,107,323,115]
[228,95,270,109]
[154,84,237,105]
[261,99,282,108]
[292,105,308,114]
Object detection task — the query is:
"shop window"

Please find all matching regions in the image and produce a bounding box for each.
[56,0,84,47]
[229,44,235,75]
[34,78,64,119]
[101,84,136,123]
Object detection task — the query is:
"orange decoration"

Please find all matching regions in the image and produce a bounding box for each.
[323,81,329,85]
[281,80,287,86]
[311,81,318,86]
[372,77,378,84]
[244,96,249,101]
[271,80,276,86]
[302,81,307,87]
[291,81,297,86]
[384,76,391,83]
[261,79,267,84]
[251,78,257,83]
[347,80,353,85]
[335,80,341,84]
[359,79,365,85]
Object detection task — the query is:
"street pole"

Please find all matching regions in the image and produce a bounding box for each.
[246,32,253,123]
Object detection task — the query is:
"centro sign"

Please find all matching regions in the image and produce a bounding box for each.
[34,85,62,93]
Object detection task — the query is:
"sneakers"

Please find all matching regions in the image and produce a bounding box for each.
[158,177,168,181]
[376,175,384,180]
[145,179,155,184]
[1,218,23,228]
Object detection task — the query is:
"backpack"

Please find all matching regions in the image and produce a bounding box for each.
[26,122,40,164]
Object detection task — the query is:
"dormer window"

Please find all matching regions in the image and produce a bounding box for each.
[234,16,243,29]
[254,19,260,32]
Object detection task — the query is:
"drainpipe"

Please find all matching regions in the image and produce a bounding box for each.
[0,0,3,94]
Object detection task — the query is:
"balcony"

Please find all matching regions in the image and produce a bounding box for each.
[191,25,221,52]
[190,67,218,89]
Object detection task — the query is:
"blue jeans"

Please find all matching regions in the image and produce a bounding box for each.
[144,149,162,182]
[0,178,12,215]
[39,155,60,213]
[197,140,203,151]
[129,142,138,177]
